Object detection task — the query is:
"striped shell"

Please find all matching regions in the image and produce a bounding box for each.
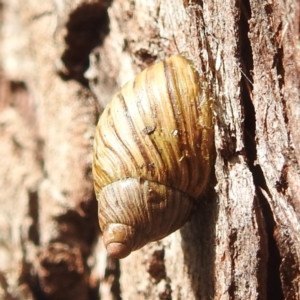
[93,54,214,258]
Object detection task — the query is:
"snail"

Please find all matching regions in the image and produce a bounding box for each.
[93,54,214,258]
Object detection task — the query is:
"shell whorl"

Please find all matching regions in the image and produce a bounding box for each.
[93,54,214,258]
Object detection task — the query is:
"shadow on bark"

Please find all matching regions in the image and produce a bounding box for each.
[180,186,218,299]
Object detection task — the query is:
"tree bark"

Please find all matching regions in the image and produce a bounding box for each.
[0,0,299,299]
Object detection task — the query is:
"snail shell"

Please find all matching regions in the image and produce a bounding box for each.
[93,54,214,258]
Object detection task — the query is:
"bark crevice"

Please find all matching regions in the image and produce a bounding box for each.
[59,1,112,86]
[239,1,285,298]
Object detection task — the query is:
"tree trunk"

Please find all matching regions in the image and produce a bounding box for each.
[0,0,299,299]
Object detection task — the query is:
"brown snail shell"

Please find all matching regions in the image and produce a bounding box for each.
[93,54,214,258]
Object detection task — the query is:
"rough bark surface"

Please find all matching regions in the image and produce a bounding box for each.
[0,0,299,299]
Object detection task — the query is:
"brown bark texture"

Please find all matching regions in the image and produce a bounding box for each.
[0,0,299,299]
